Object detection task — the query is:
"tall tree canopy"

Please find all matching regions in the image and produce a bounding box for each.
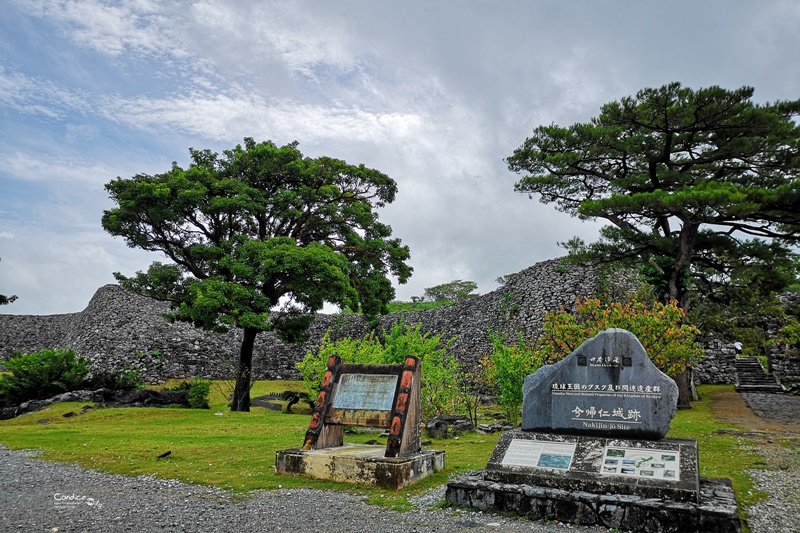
[507,83,800,312]
[423,280,479,303]
[103,138,412,411]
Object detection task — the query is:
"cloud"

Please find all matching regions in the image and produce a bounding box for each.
[21,0,188,59]
[3,150,118,186]
[102,89,427,145]
[0,66,87,119]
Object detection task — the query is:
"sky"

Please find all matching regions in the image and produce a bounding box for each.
[1,0,800,315]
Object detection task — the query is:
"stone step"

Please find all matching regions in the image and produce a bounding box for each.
[737,384,785,393]
[735,357,784,393]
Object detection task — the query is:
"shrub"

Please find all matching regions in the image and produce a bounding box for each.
[187,377,211,409]
[539,298,703,378]
[483,333,544,426]
[297,321,462,420]
[85,368,144,391]
[0,348,89,407]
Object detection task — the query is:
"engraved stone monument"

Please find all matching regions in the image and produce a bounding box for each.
[522,328,679,439]
[276,355,444,489]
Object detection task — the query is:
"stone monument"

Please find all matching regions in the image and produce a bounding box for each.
[446,328,740,532]
[276,355,444,489]
[521,328,678,439]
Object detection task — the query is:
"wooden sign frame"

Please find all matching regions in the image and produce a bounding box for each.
[302,355,421,458]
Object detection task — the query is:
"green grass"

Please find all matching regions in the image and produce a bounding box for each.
[0,381,776,518]
[0,379,500,509]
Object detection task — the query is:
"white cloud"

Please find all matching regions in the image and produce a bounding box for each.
[102,89,427,145]
[3,150,118,186]
[21,0,188,59]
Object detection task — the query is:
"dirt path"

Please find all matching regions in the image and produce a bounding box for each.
[708,388,800,442]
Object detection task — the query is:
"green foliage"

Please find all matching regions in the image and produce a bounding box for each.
[187,377,211,409]
[423,280,478,303]
[539,298,703,378]
[86,368,144,391]
[297,321,460,419]
[508,82,800,312]
[483,333,544,426]
[103,138,412,410]
[385,300,453,313]
[774,318,800,357]
[0,348,89,407]
[341,299,453,314]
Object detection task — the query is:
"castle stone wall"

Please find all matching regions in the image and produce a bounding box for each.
[0,258,753,385]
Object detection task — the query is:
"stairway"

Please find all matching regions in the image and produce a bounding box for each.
[735,357,784,393]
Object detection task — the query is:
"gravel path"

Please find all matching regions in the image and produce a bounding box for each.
[739,392,800,533]
[0,446,604,533]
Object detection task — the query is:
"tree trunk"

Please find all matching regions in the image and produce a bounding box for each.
[231,327,258,412]
[675,370,692,410]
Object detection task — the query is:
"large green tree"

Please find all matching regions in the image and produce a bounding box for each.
[508,83,800,312]
[103,138,412,411]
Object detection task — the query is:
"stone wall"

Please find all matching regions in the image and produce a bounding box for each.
[0,256,776,386]
[1,259,639,382]
[693,334,738,385]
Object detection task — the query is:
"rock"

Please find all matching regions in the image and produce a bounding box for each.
[522,328,678,439]
[452,419,475,433]
[425,419,448,439]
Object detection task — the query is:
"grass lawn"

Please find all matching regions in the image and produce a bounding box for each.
[0,381,773,517]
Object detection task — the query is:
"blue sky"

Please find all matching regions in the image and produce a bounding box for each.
[2,0,799,315]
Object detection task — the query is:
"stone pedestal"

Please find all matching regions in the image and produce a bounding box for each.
[276,444,445,490]
[446,473,740,533]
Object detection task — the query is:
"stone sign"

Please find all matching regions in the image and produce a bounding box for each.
[276,355,445,489]
[522,328,679,439]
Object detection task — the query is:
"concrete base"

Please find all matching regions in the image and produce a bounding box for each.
[275,444,445,490]
[446,472,740,533]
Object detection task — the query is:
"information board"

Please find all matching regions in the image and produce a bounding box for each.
[501,439,576,471]
[332,373,399,411]
[599,445,681,481]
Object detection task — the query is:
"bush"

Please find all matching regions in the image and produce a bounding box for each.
[539,298,702,378]
[0,348,89,407]
[297,321,462,419]
[483,333,544,426]
[85,368,144,391]
[187,377,211,409]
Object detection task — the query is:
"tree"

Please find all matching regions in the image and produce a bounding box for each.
[540,298,703,380]
[103,138,412,411]
[508,83,800,312]
[0,259,17,306]
[423,280,479,303]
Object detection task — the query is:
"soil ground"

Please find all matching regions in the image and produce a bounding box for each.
[709,389,800,444]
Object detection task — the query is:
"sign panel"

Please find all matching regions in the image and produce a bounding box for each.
[599,446,681,481]
[332,373,398,411]
[501,439,576,471]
